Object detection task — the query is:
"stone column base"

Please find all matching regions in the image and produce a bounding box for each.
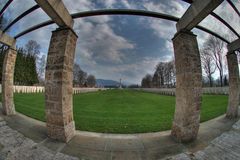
[171,120,200,142]
[47,121,75,142]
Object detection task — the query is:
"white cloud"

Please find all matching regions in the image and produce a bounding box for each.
[121,0,132,9]
[148,19,176,39]
[193,29,210,49]
[16,24,57,53]
[199,15,238,43]
[63,0,95,13]
[214,0,240,35]
[6,0,239,84]
[4,0,36,20]
[139,0,189,53]
[143,0,188,18]
[113,56,173,84]
[74,18,135,65]
[64,0,135,65]
[103,0,117,8]
[11,9,50,36]
[165,40,174,53]
[83,56,170,84]
[137,16,176,54]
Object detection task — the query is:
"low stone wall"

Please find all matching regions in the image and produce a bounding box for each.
[134,87,229,96]
[0,84,107,94]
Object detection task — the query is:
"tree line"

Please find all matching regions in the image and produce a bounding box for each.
[0,44,97,87]
[0,41,40,85]
[200,36,228,87]
[1,13,97,87]
[0,43,96,87]
[141,35,230,88]
[141,60,176,88]
[73,64,96,87]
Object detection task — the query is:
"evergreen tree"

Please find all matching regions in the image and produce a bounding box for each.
[14,46,39,85]
[0,45,7,83]
[0,13,6,30]
[223,75,228,86]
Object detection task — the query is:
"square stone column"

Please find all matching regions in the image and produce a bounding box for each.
[45,27,78,142]
[171,30,202,142]
[2,47,17,115]
[226,52,239,119]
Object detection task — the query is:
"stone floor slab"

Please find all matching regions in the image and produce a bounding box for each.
[167,119,240,160]
[0,120,79,160]
[105,138,144,151]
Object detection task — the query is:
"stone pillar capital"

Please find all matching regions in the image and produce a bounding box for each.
[172,29,196,41]
[53,27,78,38]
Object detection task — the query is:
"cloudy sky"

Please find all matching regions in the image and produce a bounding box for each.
[1,0,240,84]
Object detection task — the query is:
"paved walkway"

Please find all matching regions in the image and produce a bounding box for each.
[166,120,240,160]
[0,116,78,160]
[0,108,239,160]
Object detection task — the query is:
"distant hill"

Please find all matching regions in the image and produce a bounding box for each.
[96,79,135,88]
[96,79,120,87]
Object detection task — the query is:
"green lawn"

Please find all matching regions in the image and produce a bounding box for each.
[0,89,228,133]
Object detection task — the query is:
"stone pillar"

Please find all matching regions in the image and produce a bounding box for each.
[45,27,77,142]
[226,52,239,119]
[2,47,17,115]
[171,30,202,142]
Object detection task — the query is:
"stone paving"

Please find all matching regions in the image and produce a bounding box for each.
[0,117,78,160]
[0,110,239,160]
[166,118,240,160]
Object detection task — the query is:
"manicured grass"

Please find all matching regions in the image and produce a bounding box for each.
[0,89,228,133]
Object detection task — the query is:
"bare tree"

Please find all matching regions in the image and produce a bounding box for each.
[87,75,96,87]
[204,36,225,87]
[141,74,152,88]
[152,72,161,88]
[25,40,41,59]
[152,59,176,88]
[200,48,216,87]
[73,63,88,87]
[164,60,175,87]
[155,62,165,86]
[38,55,46,82]
[73,63,81,86]
[78,69,88,87]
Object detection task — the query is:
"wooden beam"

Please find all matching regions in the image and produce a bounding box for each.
[35,0,73,28]
[177,0,223,31]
